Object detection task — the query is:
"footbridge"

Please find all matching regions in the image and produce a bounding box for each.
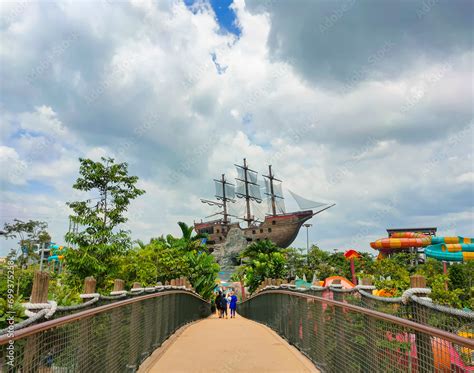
[1,279,473,372]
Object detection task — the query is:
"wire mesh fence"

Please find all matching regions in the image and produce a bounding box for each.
[0,290,210,372]
[307,286,474,337]
[239,289,474,373]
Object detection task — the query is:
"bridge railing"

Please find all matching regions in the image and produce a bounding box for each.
[239,289,474,373]
[310,285,474,336]
[0,289,210,372]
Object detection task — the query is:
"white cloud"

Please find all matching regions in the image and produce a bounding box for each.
[0,0,472,256]
[456,172,474,184]
[0,146,27,185]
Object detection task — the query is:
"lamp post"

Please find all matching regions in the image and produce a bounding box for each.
[303,223,312,256]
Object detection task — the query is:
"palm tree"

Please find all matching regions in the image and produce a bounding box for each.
[177,222,208,251]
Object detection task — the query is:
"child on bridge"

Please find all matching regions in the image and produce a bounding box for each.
[229,291,238,318]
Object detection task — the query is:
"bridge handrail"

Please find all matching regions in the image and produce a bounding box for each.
[241,289,474,349]
[0,289,211,372]
[0,288,208,345]
[240,287,473,372]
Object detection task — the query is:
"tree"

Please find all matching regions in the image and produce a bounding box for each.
[116,233,219,299]
[285,248,306,279]
[448,262,474,308]
[65,157,145,288]
[2,219,50,267]
[177,221,208,251]
[236,240,289,293]
[244,252,288,293]
[240,239,280,260]
[371,256,410,296]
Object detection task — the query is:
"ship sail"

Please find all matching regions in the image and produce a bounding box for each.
[234,158,262,226]
[196,159,336,251]
[263,165,285,215]
[201,174,235,224]
[235,167,262,201]
[288,189,327,210]
[215,180,235,200]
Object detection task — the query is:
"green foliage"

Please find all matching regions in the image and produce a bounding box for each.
[0,265,35,298]
[2,219,50,267]
[448,262,474,309]
[428,274,464,308]
[185,250,219,299]
[240,239,280,260]
[115,224,219,299]
[65,157,145,288]
[285,248,306,278]
[48,273,82,306]
[0,296,26,330]
[237,239,289,293]
[372,256,410,295]
[415,258,443,281]
[244,252,288,293]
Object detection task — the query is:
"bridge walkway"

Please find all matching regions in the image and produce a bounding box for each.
[139,313,319,373]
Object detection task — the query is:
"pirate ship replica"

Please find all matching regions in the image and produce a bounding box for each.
[195,159,335,253]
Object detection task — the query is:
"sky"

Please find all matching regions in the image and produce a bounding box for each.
[0,0,473,256]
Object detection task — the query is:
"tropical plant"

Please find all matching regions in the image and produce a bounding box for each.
[240,239,280,260]
[244,252,288,293]
[64,157,145,289]
[0,296,26,330]
[371,255,410,296]
[185,250,219,299]
[2,219,50,267]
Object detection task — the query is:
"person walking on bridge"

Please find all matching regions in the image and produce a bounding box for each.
[220,293,228,318]
[215,291,223,318]
[229,291,238,318]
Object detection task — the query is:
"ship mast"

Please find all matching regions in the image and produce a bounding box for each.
[263,165,282,216]
[235,158,262,227]
[201,173,235,224]
[218,174,230,224]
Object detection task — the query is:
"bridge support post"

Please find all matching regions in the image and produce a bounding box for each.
[113,279,125,292]
[83,276,97,296]
[23,271,49,372]
[30,270,49,303]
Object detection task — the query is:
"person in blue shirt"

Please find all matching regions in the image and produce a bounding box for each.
[229,291,238,318]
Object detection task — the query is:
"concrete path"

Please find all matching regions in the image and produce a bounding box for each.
[140,314,319,373]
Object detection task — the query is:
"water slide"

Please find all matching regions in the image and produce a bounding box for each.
[424,243,474,262]
[47,243,67,262]
[370,232,473,262]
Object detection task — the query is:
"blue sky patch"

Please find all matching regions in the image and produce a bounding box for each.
[184,0,241,37]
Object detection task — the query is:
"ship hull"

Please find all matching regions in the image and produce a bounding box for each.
[194,210,313,249]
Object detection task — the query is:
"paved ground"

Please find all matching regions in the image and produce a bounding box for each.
[140,314,319,373]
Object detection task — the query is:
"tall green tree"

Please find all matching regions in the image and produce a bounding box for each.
[65,157,145,288]
[244,252,288,293]
[2,219,50,267]
[237,239,288,293]
[116,234,219,299]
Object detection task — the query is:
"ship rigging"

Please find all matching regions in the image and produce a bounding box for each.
[196,159,335,249]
